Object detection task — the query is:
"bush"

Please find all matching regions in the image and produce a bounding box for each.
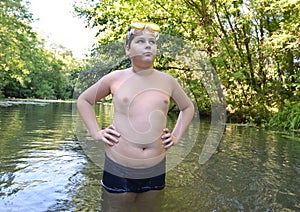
[268,101,300,131]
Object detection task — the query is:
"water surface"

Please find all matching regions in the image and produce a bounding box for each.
[0,101,299,211]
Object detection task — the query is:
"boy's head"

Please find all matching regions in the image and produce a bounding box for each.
[125,21,160,47]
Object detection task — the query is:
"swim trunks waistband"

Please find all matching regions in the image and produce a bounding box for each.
[104,154,166,179]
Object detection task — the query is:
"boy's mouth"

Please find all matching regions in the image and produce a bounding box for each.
[144,52,152,56]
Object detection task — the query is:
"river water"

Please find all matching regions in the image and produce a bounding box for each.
[0,101,299,211]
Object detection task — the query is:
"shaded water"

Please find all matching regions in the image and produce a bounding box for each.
[0,101,299,211]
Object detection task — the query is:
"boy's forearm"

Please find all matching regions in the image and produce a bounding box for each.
[77,98,101,136]
[171,104,194,144]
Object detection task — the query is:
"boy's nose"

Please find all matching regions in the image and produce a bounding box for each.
[145,42,151,48]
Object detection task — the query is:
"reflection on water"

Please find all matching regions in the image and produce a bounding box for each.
[0,102,299,211]
[166,126,300,211]
[0,103,87,211]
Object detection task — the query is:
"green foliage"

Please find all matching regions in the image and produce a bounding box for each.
[0,0,82,99]
[73,42,130,99]
[73,0,300,126]
[73,0,223,112]
[268,101,300,131]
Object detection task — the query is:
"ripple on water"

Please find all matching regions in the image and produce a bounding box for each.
[0,103,299,211]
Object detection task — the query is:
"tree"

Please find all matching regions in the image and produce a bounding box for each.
[1,0,82,99]
[74,0,300,125]
[0,0,36,97]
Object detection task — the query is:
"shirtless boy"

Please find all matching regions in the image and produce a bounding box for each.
[77,21,194,210]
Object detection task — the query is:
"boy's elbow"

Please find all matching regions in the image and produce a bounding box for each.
[189,102,195,115]
[186,100,194,111]
[77,94,88,109]
[77,95,83,110]
[190,101,194,111]
[181,101,194,114]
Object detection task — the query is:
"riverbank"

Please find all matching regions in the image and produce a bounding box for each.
[0,98,75,107]
[2,98,299,134]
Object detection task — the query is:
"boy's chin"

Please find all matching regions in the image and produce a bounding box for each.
[132,55,155,63]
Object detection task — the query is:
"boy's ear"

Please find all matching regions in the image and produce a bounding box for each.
[125,45,130,56]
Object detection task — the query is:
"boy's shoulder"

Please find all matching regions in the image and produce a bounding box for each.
[155,70,177,81]
[104,68,130,80]
[109,68,130,75]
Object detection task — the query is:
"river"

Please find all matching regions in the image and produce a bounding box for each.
[0,101,299,211]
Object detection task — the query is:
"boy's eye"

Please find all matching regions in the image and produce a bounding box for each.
[135,38,156,44]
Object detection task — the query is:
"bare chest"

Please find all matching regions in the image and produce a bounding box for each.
[112,73,172,112]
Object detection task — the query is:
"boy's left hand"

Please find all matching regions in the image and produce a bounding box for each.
[161,128,176,149]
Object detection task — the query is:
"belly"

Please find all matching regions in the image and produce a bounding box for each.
[113,110,167,145]
[105,138,166,168]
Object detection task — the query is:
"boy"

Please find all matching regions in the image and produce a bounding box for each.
[77,21,194,210]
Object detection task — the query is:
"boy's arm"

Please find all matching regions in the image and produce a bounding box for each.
[168,78,195,146]
[77,76,120,145]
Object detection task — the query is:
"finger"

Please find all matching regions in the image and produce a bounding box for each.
[108,125,119,134]
[107,126,121,137]
[105,134,119,143]
[161,133,171,140]
[162,137,172,144]
[108,125,116,130]
[102,137,114,146]
[164,141,174,149]
[163,128,169,133]
[106,128,121,137]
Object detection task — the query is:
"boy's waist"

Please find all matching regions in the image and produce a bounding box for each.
[105,147,166,170]
[104,153,166,179]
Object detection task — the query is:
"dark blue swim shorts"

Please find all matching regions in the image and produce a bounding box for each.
[101,155,166,193]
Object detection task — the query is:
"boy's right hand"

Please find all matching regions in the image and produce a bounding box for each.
[93,125,121,146]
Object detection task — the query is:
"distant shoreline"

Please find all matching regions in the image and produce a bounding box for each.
[0,98,75,107]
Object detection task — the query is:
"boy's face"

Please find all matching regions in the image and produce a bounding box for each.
[126,32,157,65]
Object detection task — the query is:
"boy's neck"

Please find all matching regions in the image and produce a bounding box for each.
[131,66,154,75]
